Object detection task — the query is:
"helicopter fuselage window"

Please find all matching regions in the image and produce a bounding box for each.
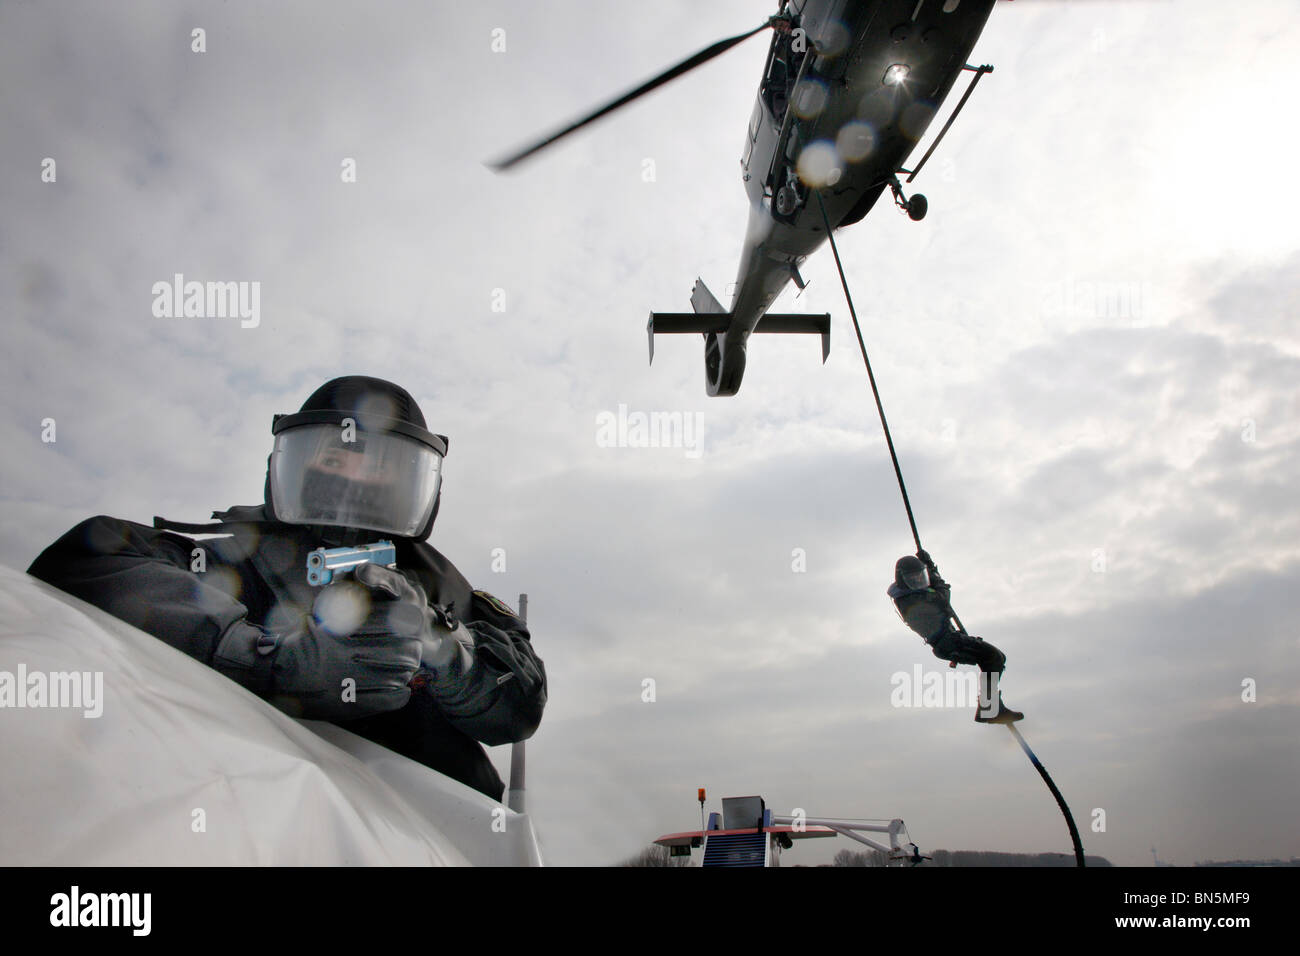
[762,45,791,123]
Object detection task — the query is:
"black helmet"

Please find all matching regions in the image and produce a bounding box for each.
[894,555,930,591]
[264,376,448,540]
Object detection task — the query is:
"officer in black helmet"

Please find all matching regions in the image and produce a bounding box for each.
[888,550,1021,724]
[29,376,546,799]
[265,377,449,540]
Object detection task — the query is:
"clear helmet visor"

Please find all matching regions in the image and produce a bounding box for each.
[270,424,442,537]
[900,564,930,591]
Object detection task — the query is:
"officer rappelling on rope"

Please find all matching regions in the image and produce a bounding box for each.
[812,190,1083,865]
[887,550,1023,725]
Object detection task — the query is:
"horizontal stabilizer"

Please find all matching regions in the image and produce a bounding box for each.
[647,311,832,363]
[646,312,729,363]
[755,312,832,363]
[648,277,732,364]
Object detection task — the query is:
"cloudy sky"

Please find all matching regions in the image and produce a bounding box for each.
[3,0,1298,867]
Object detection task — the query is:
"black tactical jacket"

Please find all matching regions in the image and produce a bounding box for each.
[27,508,546,799]
[887,575,956,644]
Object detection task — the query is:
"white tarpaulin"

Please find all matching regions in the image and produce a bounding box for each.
[0,565,541,866]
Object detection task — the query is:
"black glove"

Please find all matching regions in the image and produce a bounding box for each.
[351,563,471,676]
[213,563,468,719]
[267,564,433,719]
[915,548,952,601]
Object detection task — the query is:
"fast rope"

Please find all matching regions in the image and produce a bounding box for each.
[814,190,922,556]
[814,189,1085,868]
[1008,724,1086,867]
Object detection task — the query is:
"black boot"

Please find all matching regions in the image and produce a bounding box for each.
[974,671,1023,724]
[974,694,1023,724]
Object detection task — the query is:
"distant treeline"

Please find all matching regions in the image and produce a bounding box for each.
[618,845,693,867]
[613,844,1114,866]
[1194,858,1300,867]
[832,848,1112,867]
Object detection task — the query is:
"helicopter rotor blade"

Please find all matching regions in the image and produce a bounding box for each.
[488,19,774,171]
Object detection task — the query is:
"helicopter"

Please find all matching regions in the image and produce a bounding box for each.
[492,0,1002,396]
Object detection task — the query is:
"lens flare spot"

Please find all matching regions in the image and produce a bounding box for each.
[199,566,243,603]
[312,581,371,637]
[792,79,830,119]
[811,19,852,57]
[356,393,398,430]
[746,204,775,243]
[857,86,897,129]
[836,121,876,162]
[796,140,843,188]
[224,527,259,561]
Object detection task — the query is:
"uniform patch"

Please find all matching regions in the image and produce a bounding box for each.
[474,590,517,618]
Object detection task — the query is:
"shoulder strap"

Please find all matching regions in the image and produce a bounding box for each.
[153,504,272,534]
